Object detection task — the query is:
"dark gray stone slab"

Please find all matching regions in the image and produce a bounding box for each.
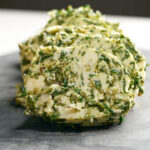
[0,51,150,150]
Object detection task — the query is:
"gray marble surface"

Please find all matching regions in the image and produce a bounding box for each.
[0,51,150,150]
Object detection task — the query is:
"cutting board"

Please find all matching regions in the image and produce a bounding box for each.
[0,51,150,150]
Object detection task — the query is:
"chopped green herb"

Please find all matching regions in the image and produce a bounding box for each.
[20,87,27,97]
[22,58,30,65]
[80,73,84,86]
[103,103,116,116]
[84,36,91,40]
[110,68,121,74]
[52,89,66,97]
[90,89,95,99]
[89,73,95,78]
[50,113,60,121]
[123,78,128,93]
[60,51,67,60]
[74,88,81,94]
[119,116,124,124]
[99,55,110,64]
[94,80,102,90]
[63,78,68,87]
[65,28,72,34]
[40,54,53,62]
[81,51,86,56]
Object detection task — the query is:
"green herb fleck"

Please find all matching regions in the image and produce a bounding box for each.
[60,51,67,60]
[22,58,30,65]
[74,88,81,94]
[50,113,60,121]
[119,116,124,124]
[84,36,91,40]
[65,28,72,34]
[89,73,95,78]
[20,87,27,97]
[80,73,84,86]
[110,68,121,74]
[40,54,53,62]
[99,55,110,64]
[63,78,68,87]
[52,89,66,97]
[81,51,86,56]
[90,89,95,99]
[103,103,116,116]
[94,80,102,90]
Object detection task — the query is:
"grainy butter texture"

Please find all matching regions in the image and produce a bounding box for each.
[16,5,146,126]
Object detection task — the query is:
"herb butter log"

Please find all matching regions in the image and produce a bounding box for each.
[16,5,146,126]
